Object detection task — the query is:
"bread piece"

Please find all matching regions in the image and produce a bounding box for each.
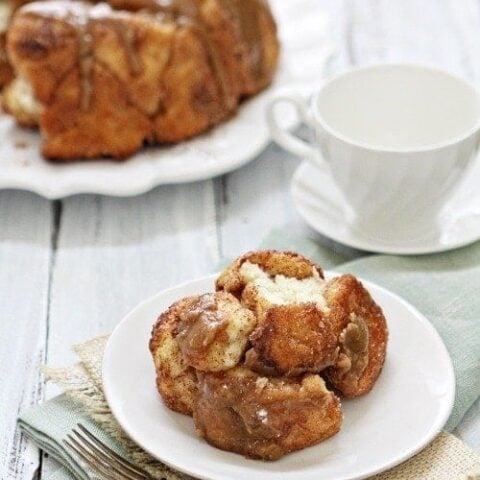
[173,292,256,372]
[149,292,256,413]
[324,275,388,398]
[217,250,336,377]
[194,367,343,460]
[149,297,199,415]
[216,250,325,300]
[239,259,329,319]
[247,303,338,376]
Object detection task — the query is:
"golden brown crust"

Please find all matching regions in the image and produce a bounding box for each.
[253,0,280,92]
[216,250,325,299]
[149,297,199,415]
[42,64,153,160]
[0,1,20,90]
[194,368,343,460]
[7,4,168,160]
[149,292,257,414]
[243,348,280,377]
[6,4,80,104]
[0,39,14,89]
[249,303,338,376]
[324,275,388,398]
[4,0,280,160]
[152,22,227,144]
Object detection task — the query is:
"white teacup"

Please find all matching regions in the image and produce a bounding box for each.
[267,64,480,240]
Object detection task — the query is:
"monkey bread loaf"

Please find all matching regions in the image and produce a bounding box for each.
[2,0,280,160]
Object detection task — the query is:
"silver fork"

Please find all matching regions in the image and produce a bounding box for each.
[63,423,151,480]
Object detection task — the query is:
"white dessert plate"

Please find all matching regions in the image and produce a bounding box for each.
[0,0,332,199]
[292,160,480,255]
[103,273,455,480]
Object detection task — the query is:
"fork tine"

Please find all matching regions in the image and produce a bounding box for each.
[67,434,110,469]
[66,433,145,480]
[63,438,120,480]
[76,424,150,479]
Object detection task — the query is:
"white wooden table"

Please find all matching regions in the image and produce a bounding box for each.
[1,1,480,478]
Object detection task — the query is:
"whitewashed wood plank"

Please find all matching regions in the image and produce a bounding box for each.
[45,182,219,373]
[0,191,52,480]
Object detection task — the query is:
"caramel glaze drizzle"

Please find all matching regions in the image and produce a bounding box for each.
[178,1,234,112]
[169,0,267,97]
[21,2,144,111]
[78,18,94,111]
[108,18,144,76]
[222,0,266,82]
[108,0,268,110]
[141,0,235,112]
[176,294,228,360]
[21,0,267,113]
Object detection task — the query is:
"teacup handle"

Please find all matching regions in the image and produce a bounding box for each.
[267,93,326,170]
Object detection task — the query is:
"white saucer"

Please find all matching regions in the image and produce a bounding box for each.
[291,160,480,255]
[103,273,455,480]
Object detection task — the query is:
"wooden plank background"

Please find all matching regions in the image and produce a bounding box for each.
[1,0,480,478]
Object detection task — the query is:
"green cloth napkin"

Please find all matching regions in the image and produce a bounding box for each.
[18,230,480,479]
[19,395,128,480]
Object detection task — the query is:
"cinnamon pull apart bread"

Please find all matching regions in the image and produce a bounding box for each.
[4,0,280,160]
[149,250,388,460]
